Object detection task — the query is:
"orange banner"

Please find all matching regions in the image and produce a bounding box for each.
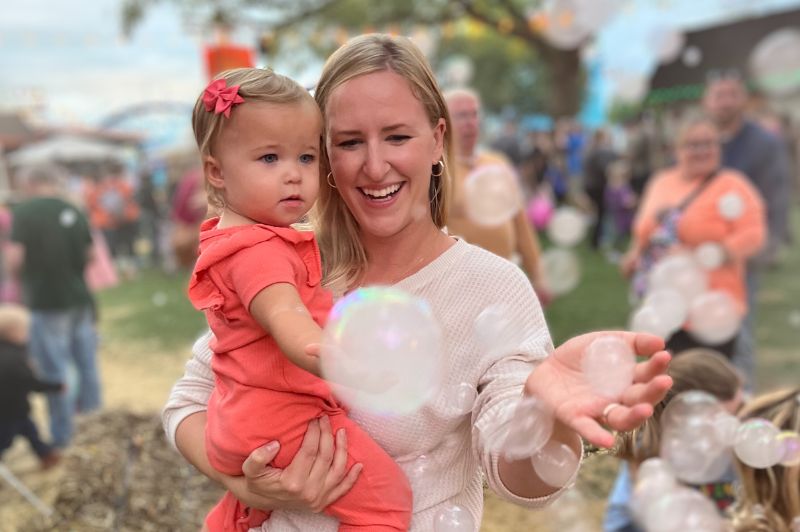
[204,44,255,80]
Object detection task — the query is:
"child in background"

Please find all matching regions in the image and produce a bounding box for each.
[188,68,411,531]
[0,304,62,469]
[731,387,800,532]
[603,159,638,260]
[604,348,744,531]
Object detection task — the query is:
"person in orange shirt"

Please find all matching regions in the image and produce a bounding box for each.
[444,89,550,304]
[622,117,766,358]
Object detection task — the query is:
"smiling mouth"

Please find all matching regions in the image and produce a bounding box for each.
[358,183,404,200]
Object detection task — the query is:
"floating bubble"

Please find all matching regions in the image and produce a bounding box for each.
[581,336,636,398]
[642,288,688,333]
[642,486,725,532]
[648,253,707,304]
[712,412,741,444]
[682,45,703,68]
[541,248,581,296]
[407,453,432,483]
[463,164,521,227]
[547,206,587,247]
[442,382,478,416]
[694,242,726,270]
[629,305,673,339]
[687,291,741,345]
[474,304,525,356]
[631,464,677,526]
[718,191,744,220]
[734,418,783,469]
[531,440,580,488]
[320,287,443,415]
[660,391,733,483]
[151,291,168,307]
[59,208,77,227]
[433,504,475,532]
[637,458,674,482]
[778,431,800,466]
[792,516,800,532]
[479,396,554,460]
[650,25,686,64]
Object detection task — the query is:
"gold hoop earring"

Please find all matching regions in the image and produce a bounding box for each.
[326,172,337,189]
[431,159,445,177]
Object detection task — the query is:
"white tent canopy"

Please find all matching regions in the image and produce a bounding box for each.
[7,135,133,167]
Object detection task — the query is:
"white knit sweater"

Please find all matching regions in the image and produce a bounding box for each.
[162,239,581,531]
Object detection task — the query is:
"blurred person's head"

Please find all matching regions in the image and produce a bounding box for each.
[675,116,722,179]
[607,159,631,188]
[616,348,743,463]
[15,164,67,198]
[444,88,480,159]
[703,74,748,132]
[731,387,800,532]
[0,304,31,346]
[192,67,320,217]
[591,128,609,149]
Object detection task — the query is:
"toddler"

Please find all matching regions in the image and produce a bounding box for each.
[188,68,411,531]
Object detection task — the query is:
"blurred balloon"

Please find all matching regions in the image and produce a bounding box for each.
[581,335,636,398]
[547,206,587,247]
[718,191,744,220]
[442,382,478,416]
[531,440,579,487]
[660,391,733,483]
[541,248,581,296]
[687,291,741,345]
[463,164,521,227]
[526,194,555,230]
[320,287,443,415]
[734,418,783,468]
[433,504,475,532]
[648,252,707,304]
[778,431,800,467]
[650,25,686,63]
[642,288,688,333]
[479,396,554,460]
[694,242,726,270]
[629,305,673,339]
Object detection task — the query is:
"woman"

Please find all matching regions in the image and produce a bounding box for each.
[164,34,672,530]
[622,117,766,357]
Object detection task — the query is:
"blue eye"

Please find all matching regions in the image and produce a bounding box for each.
[300,154,315,164]
[261,154,278,163]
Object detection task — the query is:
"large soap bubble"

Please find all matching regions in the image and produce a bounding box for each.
[463,164,521,227]
[778,431,800,467]
[581,335,636,398]
[320,286,443,415]
[660,391,733,483]
[433,504,475,532]
[687,291,741,345]
[474,304,526,357]
[547,206,587,247]
[641,486,725,532]
[629,305,673,339]
[694,242,726,270]
[479,396,554,460]
[541,248,581,296]
[642,288,688,334]
[734,418,783,469]
[718,192,744,220]
[648,253,707,304]
[531,440,579,488]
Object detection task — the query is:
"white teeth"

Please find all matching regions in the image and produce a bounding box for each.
[361,183,401,198]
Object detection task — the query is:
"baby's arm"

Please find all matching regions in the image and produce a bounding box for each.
[250,283,322,377]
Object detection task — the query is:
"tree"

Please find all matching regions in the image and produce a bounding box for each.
[122,0,587,116]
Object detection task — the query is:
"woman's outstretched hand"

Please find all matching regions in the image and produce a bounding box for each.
[524,331,672,448]
[225,415,362,513]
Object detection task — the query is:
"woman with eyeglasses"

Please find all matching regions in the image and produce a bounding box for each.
[621,117,766,357]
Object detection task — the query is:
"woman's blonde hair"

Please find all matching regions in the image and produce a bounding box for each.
[731,387,800,532]
[312,33,454,292]
[191,67,318,209]
[616,348,742,461]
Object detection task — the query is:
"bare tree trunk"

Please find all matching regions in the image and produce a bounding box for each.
[540,45,583,118]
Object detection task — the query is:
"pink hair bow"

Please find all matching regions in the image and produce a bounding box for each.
[202,79,244,118]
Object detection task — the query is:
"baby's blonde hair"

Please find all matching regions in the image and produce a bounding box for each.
[731,387,800,532]
[0,304,31,344]
[191,67,318,209]
[312,33,453,292]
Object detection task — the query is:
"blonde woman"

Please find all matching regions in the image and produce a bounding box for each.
[164,34,672,531]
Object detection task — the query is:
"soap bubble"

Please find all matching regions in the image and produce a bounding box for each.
[531,440,579,488]
[547,206,587,247]
[433,504,475,532]
[541,248,581,296]
[463,164,521,227]
[631,460,677,524]
[151,291,168,307]
[712,412,741,444]
[734,418,783,468]
[648,253,707,304]
[581,335,636,398]
[630,305,674,339]
[694,242,726,270]
[479,396,554,460]
[778,431,800,467]
[474,304,525,356]
[320,287,443,415]
[660,391,733,483]
[442,382,478,416]
[718,192,744,220]
[687,291,741,345]
[642,486,725,532]
[642,288,688,333]
[406,453,432,484]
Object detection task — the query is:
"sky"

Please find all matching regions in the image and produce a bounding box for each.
[1,0,800,130]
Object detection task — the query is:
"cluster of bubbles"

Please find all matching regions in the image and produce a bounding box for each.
[462,163,523,228]
[320,286,444,415]
[657,390,800,487]
[630,251,741,343]
[541,206,588,297]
